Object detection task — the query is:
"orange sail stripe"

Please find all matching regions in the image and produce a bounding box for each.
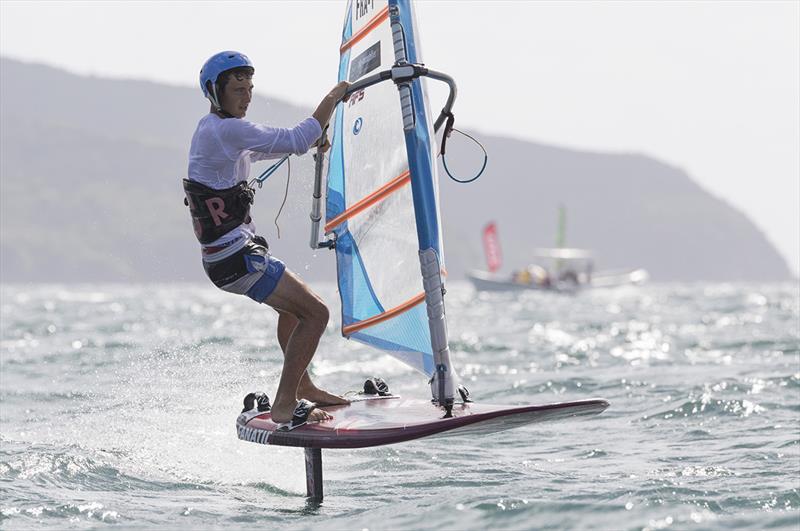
[324,170,411,233]
[343,292,425,336]
[340,5,390,54]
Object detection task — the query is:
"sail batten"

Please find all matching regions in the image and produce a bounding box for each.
[340,5,390,53]
[324,170,410,233]
[342,291,425,335]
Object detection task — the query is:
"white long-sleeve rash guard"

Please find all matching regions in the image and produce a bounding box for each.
[187,114,322,259]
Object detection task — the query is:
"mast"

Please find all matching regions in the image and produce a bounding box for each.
[389,0,456,413]
[556,204,566,277]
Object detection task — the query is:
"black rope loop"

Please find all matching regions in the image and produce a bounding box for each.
[440,126,488,184]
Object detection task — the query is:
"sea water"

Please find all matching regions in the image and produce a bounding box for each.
[1,282,798,530]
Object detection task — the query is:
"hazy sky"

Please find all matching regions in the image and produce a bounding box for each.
[2,1,798,275]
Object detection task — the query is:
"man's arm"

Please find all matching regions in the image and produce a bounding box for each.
[312,81,350,130]
[242,81,350,160]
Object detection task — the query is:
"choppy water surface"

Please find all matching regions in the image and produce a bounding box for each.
[1,282,798,530]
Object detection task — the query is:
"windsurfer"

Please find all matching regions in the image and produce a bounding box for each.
[185,51,350,425]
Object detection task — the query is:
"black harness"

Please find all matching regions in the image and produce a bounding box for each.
[183,179,255,244]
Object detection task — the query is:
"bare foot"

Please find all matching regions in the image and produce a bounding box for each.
[305,408,332,424]
[270,400,333,424]
[298,385,350,407]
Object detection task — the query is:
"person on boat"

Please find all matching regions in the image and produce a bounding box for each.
[520,268,532,285]
[529,264,551,287]
[559,268,580,285]
[513,268,532,285]
[184,51,349,428]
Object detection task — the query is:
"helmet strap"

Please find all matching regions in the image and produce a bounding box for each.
[208,82,222,111]
[208,82,234,119]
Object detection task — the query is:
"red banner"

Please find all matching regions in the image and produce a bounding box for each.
[482,222,502,273]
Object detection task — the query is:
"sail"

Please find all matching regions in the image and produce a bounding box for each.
[482,222,502,273]
[325,0,445,377]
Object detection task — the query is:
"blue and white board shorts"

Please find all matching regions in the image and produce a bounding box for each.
[202,236,286,303]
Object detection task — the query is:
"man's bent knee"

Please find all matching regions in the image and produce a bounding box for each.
[307,297,329,329]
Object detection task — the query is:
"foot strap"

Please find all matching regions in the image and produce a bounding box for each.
[276,399,318,432]
[363,377,390,396]
[242,392,271,413]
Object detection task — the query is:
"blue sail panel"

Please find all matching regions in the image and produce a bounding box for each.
[350,304,436,375]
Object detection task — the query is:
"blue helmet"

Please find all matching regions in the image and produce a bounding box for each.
[199,51,253,108]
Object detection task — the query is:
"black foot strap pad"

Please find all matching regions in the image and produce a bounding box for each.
[242,392,271,413]
[363,377,390,396]
[276,399,317,432]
